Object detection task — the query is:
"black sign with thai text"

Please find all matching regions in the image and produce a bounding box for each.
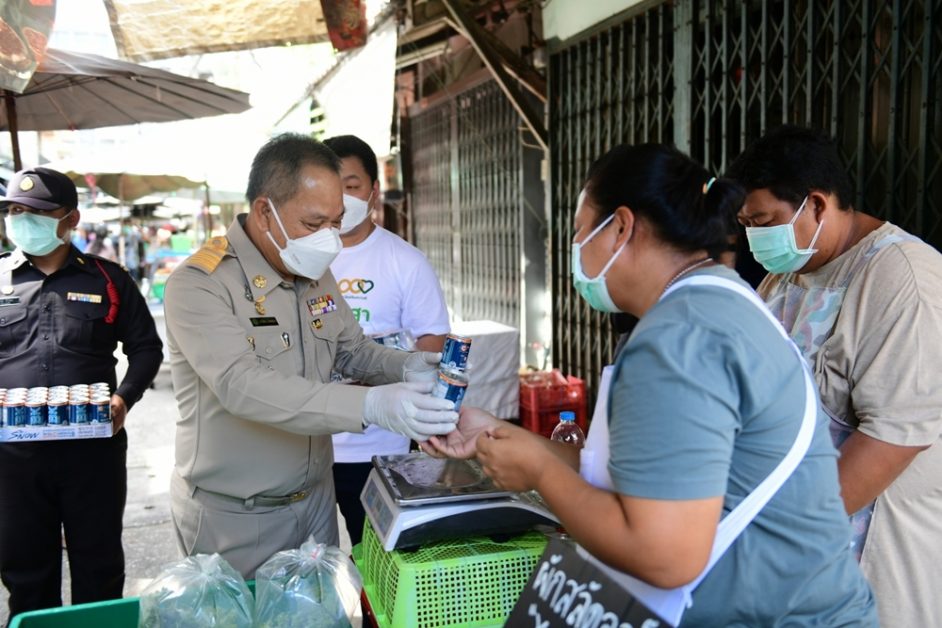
[507,537,666,627]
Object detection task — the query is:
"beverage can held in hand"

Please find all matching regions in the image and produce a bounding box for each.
[440,333,472,372]
[431,368,469,411]
[550,411,585,448]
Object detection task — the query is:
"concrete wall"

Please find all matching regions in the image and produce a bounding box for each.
[542,0,648,44]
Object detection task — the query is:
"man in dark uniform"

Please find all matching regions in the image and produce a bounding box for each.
[0,167,163,620]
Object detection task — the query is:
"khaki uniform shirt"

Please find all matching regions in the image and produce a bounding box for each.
[164,215,409,499]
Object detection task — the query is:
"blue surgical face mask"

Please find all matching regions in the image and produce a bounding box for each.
[4,210,73,256]
[571,213,626,313]
[745,196,823,274]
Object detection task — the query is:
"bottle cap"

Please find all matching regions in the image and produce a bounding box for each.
[560,411,575,422]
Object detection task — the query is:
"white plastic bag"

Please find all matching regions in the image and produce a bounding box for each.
[254,537,363,628]
[138,553,254,628]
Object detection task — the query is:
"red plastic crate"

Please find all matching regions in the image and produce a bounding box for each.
[520,404,588,440]
[519,370,586,411]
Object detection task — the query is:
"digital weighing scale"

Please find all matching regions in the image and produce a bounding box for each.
[361,453,559,551]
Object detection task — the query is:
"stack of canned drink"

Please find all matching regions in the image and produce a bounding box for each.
[1,383,112,427]
[431,333,472,411]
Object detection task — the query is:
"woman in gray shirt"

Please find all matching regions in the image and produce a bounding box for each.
[425,144,877,626]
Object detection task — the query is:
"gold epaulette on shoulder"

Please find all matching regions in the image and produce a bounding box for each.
[184,236,230,274]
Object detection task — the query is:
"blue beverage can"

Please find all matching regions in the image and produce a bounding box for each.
[431,368,469,411]
[69,399,89,424]
[3,402,26,426]
[47,401,68,426]
[26,402,46,426]
[90,396,111,423]
[440,333,472,372]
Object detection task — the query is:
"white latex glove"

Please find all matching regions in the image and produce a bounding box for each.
[402,351,442,383]
[363,381,458,441]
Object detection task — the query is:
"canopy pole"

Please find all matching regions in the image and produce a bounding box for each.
[118,176,126,263]
[3,91,22,171]
[203,183,212,244]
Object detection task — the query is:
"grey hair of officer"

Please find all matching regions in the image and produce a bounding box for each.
[246,133,342,207]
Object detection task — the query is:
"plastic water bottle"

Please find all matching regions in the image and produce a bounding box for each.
[550,411,585,448]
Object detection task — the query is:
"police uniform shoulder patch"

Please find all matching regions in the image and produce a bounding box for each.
[185,236,231,274]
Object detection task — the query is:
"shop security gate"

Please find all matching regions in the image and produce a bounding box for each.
[549,0,942,395]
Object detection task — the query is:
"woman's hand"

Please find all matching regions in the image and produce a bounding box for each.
[420,406,502,459]
[476,424,554,492]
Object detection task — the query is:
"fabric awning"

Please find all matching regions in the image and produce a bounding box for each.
[103,0,372,61]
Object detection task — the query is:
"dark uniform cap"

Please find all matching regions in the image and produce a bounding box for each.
[0,167,78,211]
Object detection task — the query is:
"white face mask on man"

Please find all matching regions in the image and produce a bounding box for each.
[265,199,342,279]
[339,191,373,235]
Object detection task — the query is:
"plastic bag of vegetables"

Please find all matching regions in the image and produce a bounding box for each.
[254,537,363,628]
[138,553,254,627]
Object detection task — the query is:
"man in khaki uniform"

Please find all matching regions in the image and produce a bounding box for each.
[164,134,457,577]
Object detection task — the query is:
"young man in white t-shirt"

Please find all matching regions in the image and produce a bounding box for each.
[324,135,450,544]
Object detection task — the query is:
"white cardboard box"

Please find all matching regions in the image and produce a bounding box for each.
[451,320,520,419]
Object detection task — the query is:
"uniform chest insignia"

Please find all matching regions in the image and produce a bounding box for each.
[312,319,323,330]
[253,275,267,289]
[307,294,337,317]
[66,292,103,304]
[1,285,12,295]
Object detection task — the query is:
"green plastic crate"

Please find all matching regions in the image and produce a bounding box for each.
[9,580,258,627]
[355,520,547,628]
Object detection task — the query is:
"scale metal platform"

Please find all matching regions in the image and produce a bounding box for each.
[361,453,559,551]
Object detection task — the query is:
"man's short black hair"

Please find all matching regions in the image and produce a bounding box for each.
[727,125,855,210]
[323,135,378,184]
[246,133,341,205]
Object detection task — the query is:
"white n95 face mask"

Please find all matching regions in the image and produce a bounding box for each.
[265,199,342,279]
[340,192,372,235]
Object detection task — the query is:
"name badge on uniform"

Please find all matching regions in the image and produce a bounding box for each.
[66,292,102,304]
[249,316,279,327]
[307,294,337,317]
[0,296,20,306]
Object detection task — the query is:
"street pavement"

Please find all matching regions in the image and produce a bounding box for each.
[0,306,356,626]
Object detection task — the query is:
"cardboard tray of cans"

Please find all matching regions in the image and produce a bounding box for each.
[0,384,114,442]
[0,423,114,443]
